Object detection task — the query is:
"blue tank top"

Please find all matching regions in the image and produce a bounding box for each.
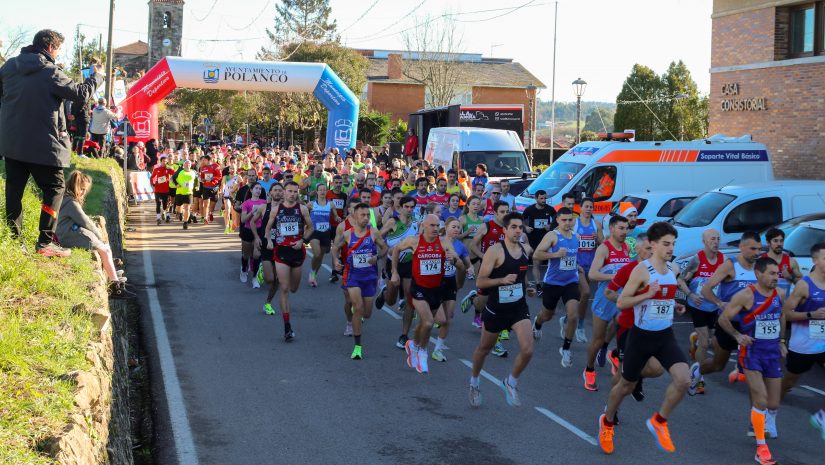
[575,217,597,269]
[718,257,757,321]
[739,286,782,346]
[543,231,580,286]
[345,230,378,280]
[789,276,825,354]
[444,238,469,278]
[310,200,332,234]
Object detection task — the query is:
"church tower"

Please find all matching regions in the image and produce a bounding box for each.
[148,0,184,67]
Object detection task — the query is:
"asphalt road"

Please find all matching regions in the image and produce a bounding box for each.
[125,202,824,465]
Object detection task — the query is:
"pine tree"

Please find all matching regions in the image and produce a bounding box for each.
[613,64,665,140]
[261,0,338,57]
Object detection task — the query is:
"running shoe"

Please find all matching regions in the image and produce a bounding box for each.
[535,282,543,297]
[263,303,275,315]
[499,329,510,341]
[252,279,261,289]
[472,314,483,329]
[646,415,676,453]
[608,349,620,376]
[689,331,698,361]
[308,270,317,288]
[329,272,339,283]
[532,316,542,341]
[810,411,825,442]
[576,327,588,343]
[165,214,170,223]
[396,334,408,350]
[631,378,645,402]
[559,347,573,368]
[460,290,477,314]
[583,369,598,391]
[598,414,615,455]
[240,267,248,283]
[344,322,353,336]
[183,222,188,230]
[754,444,776,465]
[351,345,362,360]
[375,284,386,309]
[466,268,475,281]
[416,349,429,373]
[728,367,746,383]
[405,339,416,368]
[559,315,567,339]
[284,329,295,342]
[500,378,521,407]
[766,411,778,439]
[398,299,406,312]
[688,362,701,396]
[256,264,264,285]
[469,384,482,407]
[596,346,607,367]
[431,349,446,362]
[491,341,508,357]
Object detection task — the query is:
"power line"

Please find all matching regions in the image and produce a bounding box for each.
[454,0,541,23]
[344,0,427,41]
[224,0,272,31]
[189,0,220,22]
[339,0,383,34]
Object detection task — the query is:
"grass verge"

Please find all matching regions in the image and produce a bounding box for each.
[0,156,121,464]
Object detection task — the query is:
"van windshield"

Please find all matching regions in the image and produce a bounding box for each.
[461,151,531,178]
[672,192,736,228]
[522,161,585,198]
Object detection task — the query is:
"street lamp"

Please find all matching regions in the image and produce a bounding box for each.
[673,93,689,141]
[572,78,587,145]
[525,83,537,165]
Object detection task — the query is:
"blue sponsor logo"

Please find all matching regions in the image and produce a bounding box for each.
[570,146,600,156]
[203,68,220,84]
[696,150,768,162]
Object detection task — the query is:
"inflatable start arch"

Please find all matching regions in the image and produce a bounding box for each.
[123,57,359,152]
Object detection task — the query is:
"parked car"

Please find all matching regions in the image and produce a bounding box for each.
[723,212,825,247]
[602,191,697,233]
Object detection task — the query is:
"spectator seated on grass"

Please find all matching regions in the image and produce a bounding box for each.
[56,170,134,299]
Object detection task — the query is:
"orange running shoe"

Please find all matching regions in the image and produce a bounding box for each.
[583,369,598,391]
[689,331,698,361]
[608,350,620,376]
[646,414,676,453]
[754,444,776,465]
[728,368,747,383]
[598,414,615,454]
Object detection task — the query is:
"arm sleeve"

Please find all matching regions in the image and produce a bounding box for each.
[50,69,102,103]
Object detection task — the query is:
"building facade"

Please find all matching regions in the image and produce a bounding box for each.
[710,0,825,178]
[148,0,184,67]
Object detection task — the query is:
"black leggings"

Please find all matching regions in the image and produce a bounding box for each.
[155,192,170,214]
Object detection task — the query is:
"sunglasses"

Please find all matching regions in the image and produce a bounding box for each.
[491,192,502,195]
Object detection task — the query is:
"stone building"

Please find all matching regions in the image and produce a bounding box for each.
[710,0,825,178]
[112,41,148,78]
[148,0,184,67]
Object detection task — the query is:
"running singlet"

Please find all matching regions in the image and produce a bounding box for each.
[199,164,222,188]
[463,214,484,238]
[575,217,598,270]
[413,193,430,220]
[739,286,781,344]
[591,241,632,314]
[789,276,825,354]
[273,203,304,247]
[327,191,347,226]
[776,252,793,296]
[488,245,531,311]
[481,220,505,253]
[445,239,469,278]
[344,230,378,280]
[411,235,446,288]
[633,260,679,331]
[244,199,267,231]
[428,192,450,208]
[718,258,757,321]
[543,231,579,286]
[386,217,418,263]
[310,201,332,233]
[687,250,726,312]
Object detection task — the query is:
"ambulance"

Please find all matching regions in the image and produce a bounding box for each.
[514,134,775,216]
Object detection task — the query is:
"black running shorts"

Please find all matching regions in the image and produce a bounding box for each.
[786,350,825,375]
[622,326,687,382]
[274,245,306,268]
[714,320,741,352]
[690,307,718,329]
[482,304,530,334]
[542,282,580,311]
[411,281,442,311]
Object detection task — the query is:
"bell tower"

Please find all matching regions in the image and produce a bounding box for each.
[148,0,184,67]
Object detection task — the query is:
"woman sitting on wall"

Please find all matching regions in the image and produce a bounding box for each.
[56,171,135,299]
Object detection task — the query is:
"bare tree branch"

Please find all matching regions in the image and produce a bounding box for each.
[401,15,464,108]
[0,25,32,64]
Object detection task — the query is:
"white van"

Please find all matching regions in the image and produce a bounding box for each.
[514,134,774,215]
[672,181,825,256]
[424,127,532,183]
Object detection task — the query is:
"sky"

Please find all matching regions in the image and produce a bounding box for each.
[0,0,713,102]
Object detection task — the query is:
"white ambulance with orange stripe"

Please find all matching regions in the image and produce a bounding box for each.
[514,134,774,217]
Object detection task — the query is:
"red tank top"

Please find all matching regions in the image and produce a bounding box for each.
[697,250,725,278]
[482,220,505,253]
[777,252,792,279]
[412,235,445,288]
[273,203,304,247]
[604,240,631,268]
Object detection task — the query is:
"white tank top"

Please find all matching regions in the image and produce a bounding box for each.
[633,260,679,331]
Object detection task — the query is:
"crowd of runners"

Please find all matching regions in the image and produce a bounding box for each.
[150,143,824,464]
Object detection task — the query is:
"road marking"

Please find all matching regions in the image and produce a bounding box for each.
[305,251,333,273]
[535,407,598,446]
[801,385,825,396]
[459,358,499,384]
[138,214,200,465]
[382,305,401,320]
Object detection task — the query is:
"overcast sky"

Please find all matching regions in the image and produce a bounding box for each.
[1,0,712,102]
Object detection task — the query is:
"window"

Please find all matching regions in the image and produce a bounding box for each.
[611,196,649,215]
[163,12,172,29]
[523,161,585,198]
[788,2,824,57]
[673,192,735,228]
[656,197,695,218]
[572,166,617,202]
[723,197,782,234]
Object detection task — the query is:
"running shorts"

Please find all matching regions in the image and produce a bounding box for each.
[175,194,192,206]
[387,258,413,280]
[201,187,218,201]
[542,282,580,311]
[622,326,687,382]
[274,245,306,267]
[739,344,782,378]
[690,306,718,329]
[714,320,741,352]
[310,230,331,248]
[616,329,628,361]
[343,275,377,298]
[440,276,458,302]
[786,350,825,375]
[193,188,202,199]
[411,281,442,311]
[239,226,254,243]
[482,304,529,334]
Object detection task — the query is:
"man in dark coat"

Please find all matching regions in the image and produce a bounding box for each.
[0,29,103,256]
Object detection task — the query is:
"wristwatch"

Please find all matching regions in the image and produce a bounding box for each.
[807,311,813,319]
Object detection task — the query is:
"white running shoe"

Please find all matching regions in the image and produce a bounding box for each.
[417,349,429,373]
[559,347,573,368]
[252,279,261,289]
[240,267,248,283]
[344,322,353,336]
[559,315,567,339]
[501,378,521,407]
[576,327,588,343]
[469,384,482,407]
[532,316,542,341]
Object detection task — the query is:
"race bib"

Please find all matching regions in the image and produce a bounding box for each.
[333,199,345,209]
[648,299,674,320]
[560,255,577,271]
[809,320,825,340]
[755,319,780,340]
[157,176,167,183]
[534,219,548,229]
[316,222,329,232]
[579,239,596,250]
[499,283,524,303]
[205,173,214,181]
[445,260,455,276]
[279,221,299,236]
[353,253,372,268]
[419,259,442,276]
[468,224,480,235]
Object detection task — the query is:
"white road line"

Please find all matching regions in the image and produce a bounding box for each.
[305,250,333,273]
[139,215,200,465]
[801,385,825,396]
[459,358,500,385]
[382,305,401,320]
[535,407,598,446]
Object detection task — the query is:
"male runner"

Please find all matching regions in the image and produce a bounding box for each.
[689,231,762,394]
[391,214,457,374]
[198,154,223,224]
[150,155,174,225]
[677,228,724,395]
[469,212,536,407]
[327,174,348,282]
[432,217,471,362]
[780,242,825,443]
[574,197,603,343]
[412,177,430,221]
[764,227,803,297]
[532,207,580,368]
[598,221,688,455]
[308,183,338,287]
[522,189,556,294]
[718,256,785,465]
[583,215,631,390]
[172,159,196,230]
[428,178,450,208]
[264,182,314,341]
[332,202,387,360]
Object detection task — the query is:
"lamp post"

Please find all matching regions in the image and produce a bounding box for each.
[572,78,587,145]
[673,93,689,141]
[525,83,537,166]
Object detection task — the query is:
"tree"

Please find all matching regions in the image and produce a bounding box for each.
[388,120,408,143]
[583,107,614,133]
[358,109,391,146]
[67,32,106,80]
[262,0,338,54]
[0,25,30,65]
[579,130,599,142]
[613,64,665,140]
[662,60,705,140]
[400,15,464,108]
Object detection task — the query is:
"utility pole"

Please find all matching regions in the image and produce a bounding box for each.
[76,26,82,72]
[104,0,115,103]
[549,1,558,161]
